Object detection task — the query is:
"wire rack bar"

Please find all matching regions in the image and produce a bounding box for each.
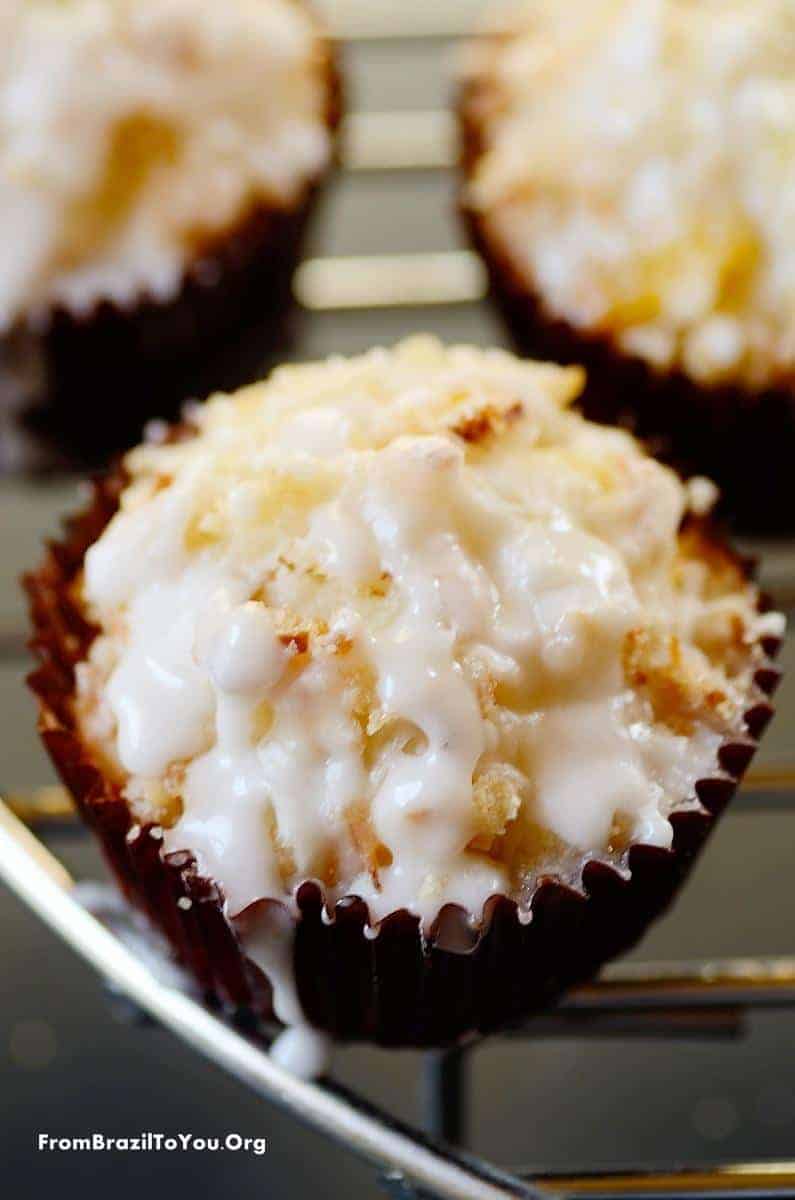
[342,111,456,171]
[423,1051,468,1145]
[531,1163,795,1199]
[294,251,487,310]
[319,0,511,41]
[570,957,795,1012]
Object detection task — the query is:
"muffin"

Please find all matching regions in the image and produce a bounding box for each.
[0,0,340,469]
[460,0,795,531]
[26,337,783,1047]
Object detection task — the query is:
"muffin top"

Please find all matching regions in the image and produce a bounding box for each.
[0,0,333,330]
[463,0,795,390]
[74,338,780,927]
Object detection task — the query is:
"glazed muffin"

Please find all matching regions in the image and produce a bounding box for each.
[27,338,783,1047]
[1,0,340,468]
[460,0,795,531]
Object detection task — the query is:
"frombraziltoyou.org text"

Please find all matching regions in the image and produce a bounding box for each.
[37,1132,268,1155]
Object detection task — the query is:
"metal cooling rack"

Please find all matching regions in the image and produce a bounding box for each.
[1,4,795,1196]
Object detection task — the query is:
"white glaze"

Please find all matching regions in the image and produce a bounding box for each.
[0,0,332,329]
[268,1026,331,1080]
[240,903,305,1028]
[239,900,331,1078]
[465,0,795,388]
[76,339,778,949]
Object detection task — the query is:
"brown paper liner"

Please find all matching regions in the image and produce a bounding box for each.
[458,82,795,535]
[1,45,343,473]
[25,461,782,1046]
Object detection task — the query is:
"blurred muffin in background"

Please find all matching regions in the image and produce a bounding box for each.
[460,0,795,531]
[0,0,340,469]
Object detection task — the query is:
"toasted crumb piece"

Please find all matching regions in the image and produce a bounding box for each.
[461,650,498,717]
[184,500,226,550]
[492,814,571,892]
[623,627,731,735]
[312,845,341,890]
[263,803,297,886]
[251,699,275,743]
[125,769,184,829]
[451,398,523,444]
[346,800,393,888]
[278,629,309,655]
[607,811,635,855]
[345,664,378,736]
[692,607,749,669]
[677,523,746,598]
[468,763,523,853]
[270,606,329,656]
[367,572,392,599]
